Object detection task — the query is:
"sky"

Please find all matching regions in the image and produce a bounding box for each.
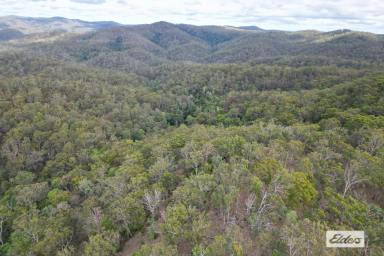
[1,0,383,33]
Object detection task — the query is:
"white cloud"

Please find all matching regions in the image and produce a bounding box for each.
[70,0,106,4]
[0,0,383,33]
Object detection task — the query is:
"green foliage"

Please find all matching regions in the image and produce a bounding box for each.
[213,135,246,159]
[7,212,73,256]
[323,190,371,229]
[279,211,328,256]
[108,193,146,237]
[83,231,120,256]
[133,243,178,256]
[14,182,49,206]
[249,176,263,194]
[162,203,209,246]
[204,231,246,256]
[173,173,215,208]
[253,158,284,184]
[287,172,318,208]
[47,188,70,206]
[12,171,35,185]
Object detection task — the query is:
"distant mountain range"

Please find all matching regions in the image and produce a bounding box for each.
[0,16,120,41]
[1,16,383,68]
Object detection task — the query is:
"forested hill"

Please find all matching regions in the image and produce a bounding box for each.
[0,18,383,256]
[2,20,384,67]
[39,22,384,65]
[0,16,120,41]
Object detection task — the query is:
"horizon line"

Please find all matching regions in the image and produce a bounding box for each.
[0,15,380,35]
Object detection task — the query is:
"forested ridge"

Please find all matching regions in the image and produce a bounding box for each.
[0,18,383,256]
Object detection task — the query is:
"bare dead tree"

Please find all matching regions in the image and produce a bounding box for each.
[286,236,297,256]
[90,207,103,233]
[343,161,366,197]
[272,176,285,195]
[257,190,272,217]
[0,217,4,246]
[251,175,285,232]
[251,188,273,232]
[2,139,20,162]
[160,209,166,221]
[149,157,171,182]
[245,193,256,215]
[366,134,383,155]
[144,190,162,218]
[364,237,370,256]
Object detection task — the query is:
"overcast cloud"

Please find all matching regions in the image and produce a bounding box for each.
[1,0,383,33]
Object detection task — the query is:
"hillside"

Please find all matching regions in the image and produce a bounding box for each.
[13,21,380,71]
[0,16,120,41]
[0,18,383,256]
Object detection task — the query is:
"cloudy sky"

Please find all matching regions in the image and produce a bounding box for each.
[1,0,383,33]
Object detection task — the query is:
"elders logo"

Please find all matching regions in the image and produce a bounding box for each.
[326,231,365,248]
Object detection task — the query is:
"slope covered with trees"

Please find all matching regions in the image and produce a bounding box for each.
[0,21,383,256]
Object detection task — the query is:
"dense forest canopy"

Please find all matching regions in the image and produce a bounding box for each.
[0,17,383,256]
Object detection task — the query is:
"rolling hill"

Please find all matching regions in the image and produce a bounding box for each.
[9,20,380,71]
[0,16,121,41]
